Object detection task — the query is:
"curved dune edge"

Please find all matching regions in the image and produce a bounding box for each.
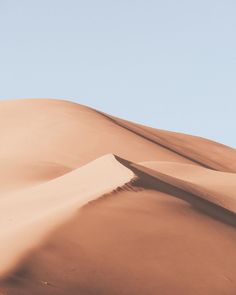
[1,153,235,279]
[0,98,198,172]
[111,157,236,227]
[1,98,235,175]
[0,99,235,294]
[1,154,236,295]
[138,161,236,213]
[99,112,236,172]
[0,154,135,277]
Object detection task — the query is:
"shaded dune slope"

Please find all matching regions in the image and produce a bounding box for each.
[0,99,235,295]
[1,99,235,187]
[140,161,236,213]
[1,154,236,295]
[0,99,195,172]
[0,154,134,277]
[100,112,236,172]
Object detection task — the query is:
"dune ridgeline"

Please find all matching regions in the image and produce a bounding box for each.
[0,99,235,295]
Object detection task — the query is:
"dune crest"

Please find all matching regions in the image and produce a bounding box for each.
[0,99,235,295]
[0,154,134,277]
[101,113,236,172]
[139,161,236,212]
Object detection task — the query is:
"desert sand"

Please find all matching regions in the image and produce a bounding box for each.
[0,98,235,295]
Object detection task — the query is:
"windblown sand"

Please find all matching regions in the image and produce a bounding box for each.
[0,99,235,295]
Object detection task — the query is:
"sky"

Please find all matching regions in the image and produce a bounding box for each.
[0,0,235,147]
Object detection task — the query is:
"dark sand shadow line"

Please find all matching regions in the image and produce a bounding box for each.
[113,155,236,228]
[96,111,218,171]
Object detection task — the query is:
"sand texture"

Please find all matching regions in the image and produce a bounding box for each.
[0,99,235,295]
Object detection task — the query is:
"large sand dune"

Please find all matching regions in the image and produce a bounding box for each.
[0,99,235,295]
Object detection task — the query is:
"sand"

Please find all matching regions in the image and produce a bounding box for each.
[0,98,235,295]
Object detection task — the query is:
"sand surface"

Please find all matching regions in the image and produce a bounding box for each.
[0,99,235,295]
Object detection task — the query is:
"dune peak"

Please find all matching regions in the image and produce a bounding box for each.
[0,98,235,295]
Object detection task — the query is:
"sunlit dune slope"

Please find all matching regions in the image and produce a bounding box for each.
[104,113,236,172]
[1,154,235,295]
[139,161,236,213]
[0,99,194,171]
[0,98,235,295]
[0,154,134,277]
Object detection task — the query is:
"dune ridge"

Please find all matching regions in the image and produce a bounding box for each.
[99,112,236,172]
[0,154,134,277]
[139,161,236,212]
[116,156,236,225]
[0,98,235,295]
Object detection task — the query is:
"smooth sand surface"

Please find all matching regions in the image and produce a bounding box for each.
[0,154,134,277]
[139,161,236,212]
[0,99,235,295]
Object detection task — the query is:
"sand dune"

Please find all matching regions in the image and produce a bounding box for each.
[0,154,134,277]
[0,99,235,295]
[99,111,236,172]
[0,159,71,193]
[139,161,236,212]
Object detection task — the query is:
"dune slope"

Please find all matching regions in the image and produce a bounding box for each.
[0,98,235,295]
[0,154,134,277]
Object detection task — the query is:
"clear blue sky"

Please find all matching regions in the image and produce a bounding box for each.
[0,0,235,147]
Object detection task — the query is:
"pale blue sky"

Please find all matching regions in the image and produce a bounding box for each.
[0,0,235,147]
